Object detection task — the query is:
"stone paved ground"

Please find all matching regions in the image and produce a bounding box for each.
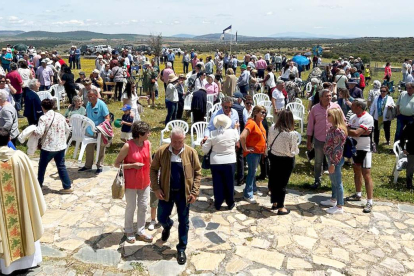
[17,160,414,276]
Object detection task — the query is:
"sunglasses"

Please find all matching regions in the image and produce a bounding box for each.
[0,81,5,83]
[260,111,267,115]
[245,102,252,105]
[223,106,231,110]
[380,90,387,92]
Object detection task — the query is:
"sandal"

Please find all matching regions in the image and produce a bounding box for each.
[126,233,136,244]
[137,233,153,243]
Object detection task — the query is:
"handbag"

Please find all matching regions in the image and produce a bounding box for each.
[202,148,212,170]
[38,112,55,150]
[385,106,397,121]
[267,131,282,158]
[112,164,125,199]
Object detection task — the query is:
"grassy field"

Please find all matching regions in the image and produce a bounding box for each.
[16,55,414,203]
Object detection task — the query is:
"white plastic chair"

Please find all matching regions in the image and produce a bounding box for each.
[37,91,59,110]
[184,93,193,111]
[218,92,225,101]
[191,122,208,148]
[160,120,189,145]
[293,131,302,145]
[392,141,405,183]
[65,114,101,164]
[207,94,215,105]
[253,93,270,106]
[51,84,66,110]
[286,102,305,133]
[258,100,273,121]
[295,98,303,104]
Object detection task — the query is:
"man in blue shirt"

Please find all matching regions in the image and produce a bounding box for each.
[202,96,243,141]
[167,49,175,70]
[79,88,109,174]
[75,47,81,69]
[237,64,250,96]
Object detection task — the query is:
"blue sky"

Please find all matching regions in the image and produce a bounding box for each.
[0,0,412,37]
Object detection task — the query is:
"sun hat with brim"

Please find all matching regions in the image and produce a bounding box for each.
[41,58,49,64]
[144,61,151,66]
[178,74,186,79]
[207,74,214,79]
[240,64,247,70]
[93,69,100,74]
[97,55,103,59]
[348,80,358,85]
[168,74,179,83]
[79,71,86,75]
[213,114,232,130]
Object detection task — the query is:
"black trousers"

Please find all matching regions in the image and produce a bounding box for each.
[211,163,235,210]
[192,110,205,123]
[177,99,184,119]
[183,62,189,74]
[268,154,295,208]
[374,119,391,145]
[236,147,244,182]
[115,82,123,101]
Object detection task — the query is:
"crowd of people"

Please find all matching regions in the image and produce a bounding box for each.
[1,43,414,270]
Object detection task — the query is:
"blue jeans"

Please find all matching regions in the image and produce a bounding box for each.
[239,84,249,97]
[165,100,177,125]
[328,158,345,206]
[38,149,71,189]
[12,93,22,112]
[395,114,414,142]
[157,190,189,252]
[1,63,10,72]
[243,153,261,199]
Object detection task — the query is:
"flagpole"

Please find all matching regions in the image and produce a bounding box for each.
[230,27,232,56]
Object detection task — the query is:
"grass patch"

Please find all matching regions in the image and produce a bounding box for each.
[17,56,414,203]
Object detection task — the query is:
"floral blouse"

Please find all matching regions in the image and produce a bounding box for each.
[323,126,346,165]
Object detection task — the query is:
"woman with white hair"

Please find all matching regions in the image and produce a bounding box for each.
[0,90,19,145]
[367,80,382,109]
[202,114,239,210]
[334,69,348,89]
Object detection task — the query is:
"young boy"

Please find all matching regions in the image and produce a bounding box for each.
[120,104,133,142]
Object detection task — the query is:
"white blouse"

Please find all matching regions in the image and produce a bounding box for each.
[202,129,239,164]
[267,127,299,157]
[34,110,70,152]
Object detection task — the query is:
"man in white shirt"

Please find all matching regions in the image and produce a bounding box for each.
[346,98,374,213]
[402,59,411,82]
[264,52,270,65]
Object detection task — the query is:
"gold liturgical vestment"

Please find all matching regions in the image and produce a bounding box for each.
[0,147,46,268]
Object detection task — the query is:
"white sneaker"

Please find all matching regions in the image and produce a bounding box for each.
[324,170,329,174]
[148,220,156,231]
[244,196,257,204]
[326,206,344,214]
[253,191,263,196]
[320,199,337,207]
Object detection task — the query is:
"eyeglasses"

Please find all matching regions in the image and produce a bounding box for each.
[223,106,231,110]
[0,81,5,83]
[380,90,387,92]
[245,102,252,105]
[260,111,267,115]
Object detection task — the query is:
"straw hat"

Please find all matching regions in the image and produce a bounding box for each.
[168,74,179,83]
[213,114,232,130]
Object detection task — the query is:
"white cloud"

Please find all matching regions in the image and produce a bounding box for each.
[173,21,180,24]
[155,20,163,24]
[202,21,210,24]
[52,19,85,26]
[130,19,138,23]
[8,16,24,24]
[266,11,273,16]
[313,26,327,29]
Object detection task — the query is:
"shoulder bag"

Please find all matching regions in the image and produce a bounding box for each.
[38,112,55,150]
[267,130,282,158]
[112,163,125,199]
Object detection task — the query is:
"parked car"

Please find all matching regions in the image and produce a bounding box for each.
[95,45,112,54]
[80,45,94,55]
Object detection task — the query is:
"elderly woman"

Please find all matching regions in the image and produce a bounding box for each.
[271,80,285,123]
[240,105,267,203]
[267,109,298,214]
[249,69,259,96]
[165,74,179,125]
[222,68,237,96]
[64,96,86,122]
[0,75,15,105]
[202,114,239,210]
[0,90,19,145]
[367,80,382,109]
[205,74,219,102]
[370,86,395,146]
[114,121,153,243]
[35,99,72,193]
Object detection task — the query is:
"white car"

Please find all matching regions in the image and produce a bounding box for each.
[95,45,112,54]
